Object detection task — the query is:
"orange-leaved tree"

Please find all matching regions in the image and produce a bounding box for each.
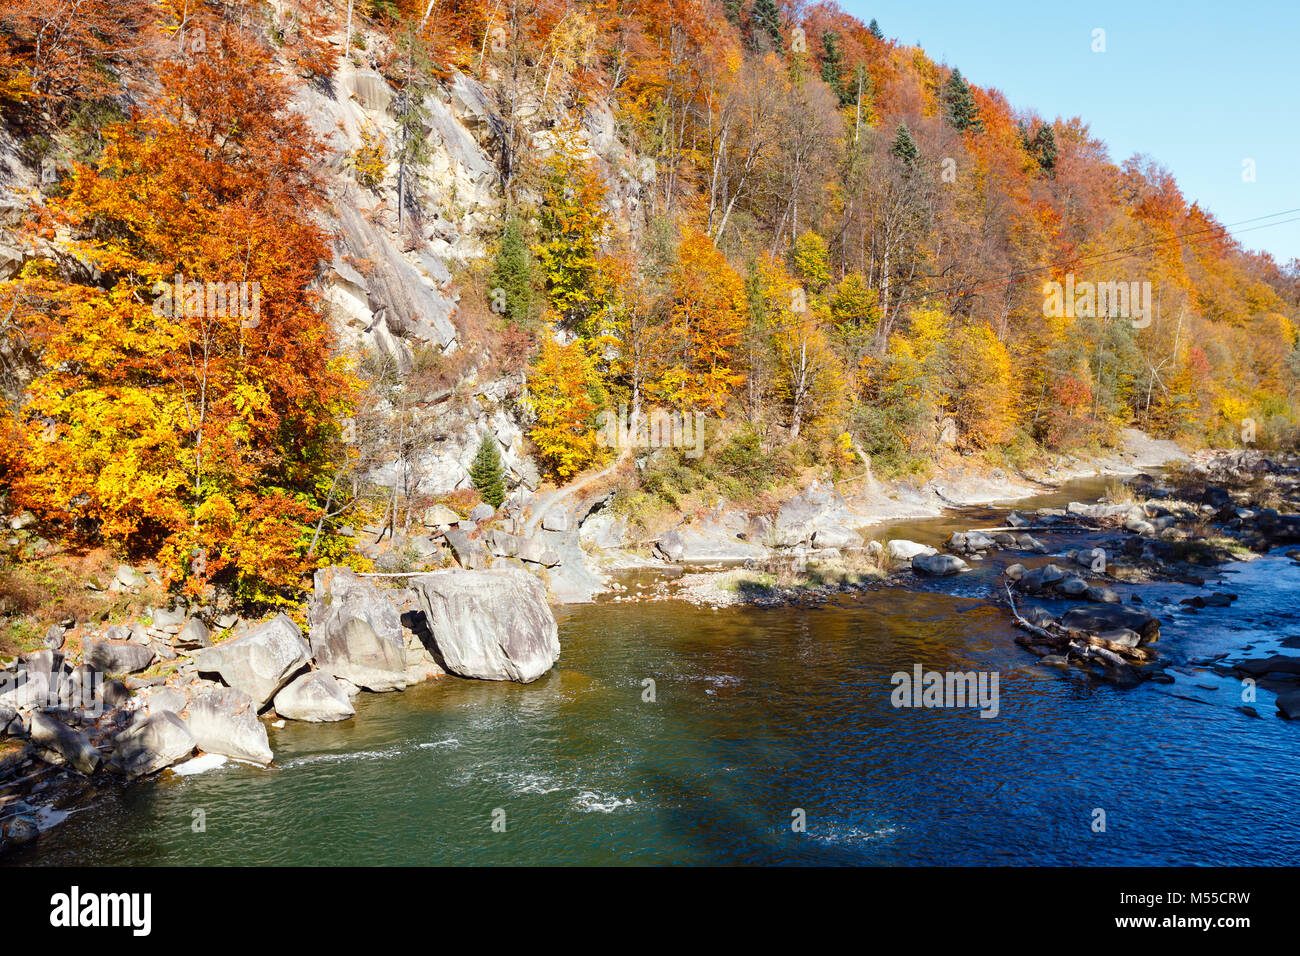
[0,32,358,606]
[654,229,747,416]
[527,327,609,480]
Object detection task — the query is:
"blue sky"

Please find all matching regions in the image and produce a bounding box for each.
[839,0,1300,265]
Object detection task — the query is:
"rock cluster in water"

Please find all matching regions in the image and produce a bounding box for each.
[0,565,559,854]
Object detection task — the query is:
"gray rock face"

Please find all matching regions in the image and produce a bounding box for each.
[114,711,196,778]
[195,614,310,710]
[309,568,408,693]
[770,482,855,547]
[912,553,969,576]
[655,525,765,565]
[541,510,570,533]
[29,711,99,774]
[184,687,273,765]
[273,671,356,723]
[413,568,560,683]
[83,636,154,676]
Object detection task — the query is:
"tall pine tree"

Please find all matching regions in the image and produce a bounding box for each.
[820,30,849,105]
[942,68,982,133]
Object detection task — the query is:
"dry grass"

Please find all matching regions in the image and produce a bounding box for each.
[0,543,165,659]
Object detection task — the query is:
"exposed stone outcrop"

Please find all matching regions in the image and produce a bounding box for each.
[308,568,408,693]
[412,568,560,683]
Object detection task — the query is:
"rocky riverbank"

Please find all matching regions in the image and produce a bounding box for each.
[6,436,1292,857]
[0,566,558,855]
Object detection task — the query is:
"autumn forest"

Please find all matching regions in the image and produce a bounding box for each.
[0,0,1297,609]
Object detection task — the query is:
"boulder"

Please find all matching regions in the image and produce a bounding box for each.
[412,568,560,683]
[812,527,863,550]
[142,686,188,716]
[183,686,273,765]
[1060,605,1159,641]
[1084,585,1121,604]
[1056,576,1089,597]
[150,607,186,629]
[1276,689,1300,720]
[444,527,491,569]
[29,711,99,774]
[1234,655,1300,679]
[308,568,408,693]
[43,624,65,651]
[114,564,146,589]
[1124,517,1155,535]
[273,671,355,723]
[884,540,938,568]
[195,613,310,710]
[1014,534,1049,554]
[175,618,211,650]
[912,554,969,576]
[469,503,495,523]
[83,636,154,676]
[422,504,460,527]
[114,711,196,778]
[1021,605,1056,629]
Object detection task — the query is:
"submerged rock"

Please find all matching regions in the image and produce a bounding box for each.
[412,568,560,683]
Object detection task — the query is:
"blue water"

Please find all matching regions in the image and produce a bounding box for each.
[11,487,1300,866]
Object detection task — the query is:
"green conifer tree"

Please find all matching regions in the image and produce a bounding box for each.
[752,0,782,50]
[820,30,848,105]
[470,432,506,508]
[489,217,536,325]
[942,68,982,133]
[891,122,919,170]
[868,19,884,40]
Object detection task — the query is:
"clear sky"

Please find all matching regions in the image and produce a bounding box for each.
[840,0,1300,265]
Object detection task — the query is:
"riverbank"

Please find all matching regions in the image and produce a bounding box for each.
[4,440,1296,859]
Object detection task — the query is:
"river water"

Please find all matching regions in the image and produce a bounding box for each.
[12,478,1300,865]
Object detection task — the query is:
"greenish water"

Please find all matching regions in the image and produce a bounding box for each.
[11,479,1300,865]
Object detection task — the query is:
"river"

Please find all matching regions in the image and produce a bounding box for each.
[10,477,1300,865]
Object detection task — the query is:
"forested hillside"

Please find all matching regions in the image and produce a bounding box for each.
[0,0,1296,612]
